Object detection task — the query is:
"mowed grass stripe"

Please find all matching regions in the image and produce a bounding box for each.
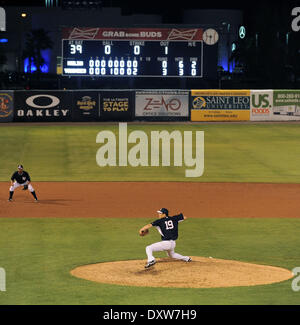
[0,123,300,182]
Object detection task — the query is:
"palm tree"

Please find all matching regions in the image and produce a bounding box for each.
[22,28,54,73]
[22,35,35,74]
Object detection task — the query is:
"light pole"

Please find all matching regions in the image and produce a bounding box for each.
[226,23,231,72]
[221,22,231,72]
[17,12,27,74]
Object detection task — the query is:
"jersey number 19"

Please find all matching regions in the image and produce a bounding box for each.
[165,220,174,230]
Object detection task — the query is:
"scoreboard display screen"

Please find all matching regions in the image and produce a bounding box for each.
[62,27,218,78]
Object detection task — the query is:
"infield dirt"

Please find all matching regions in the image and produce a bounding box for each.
[1,181,300,219]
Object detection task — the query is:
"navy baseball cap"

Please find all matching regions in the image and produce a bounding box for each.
[157,208,169,216]
[18,165,23,169]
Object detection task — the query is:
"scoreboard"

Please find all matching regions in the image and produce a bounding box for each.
[61,27,218,78]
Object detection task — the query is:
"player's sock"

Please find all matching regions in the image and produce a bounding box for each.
[31,191,38,200]
[9,191,14,200]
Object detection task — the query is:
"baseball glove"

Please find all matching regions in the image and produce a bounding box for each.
[22,185,28,191]
[140,229,149,237]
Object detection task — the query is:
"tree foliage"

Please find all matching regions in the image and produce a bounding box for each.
[22,29,54,73]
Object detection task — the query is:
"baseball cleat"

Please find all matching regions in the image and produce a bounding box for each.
[145,260,156,268]
[34,199,38,202]
[8,199,12,202]
[187,257,192,262]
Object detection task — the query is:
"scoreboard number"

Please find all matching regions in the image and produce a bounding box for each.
[133,45,140,55]
[104,45,111,54]
[70,44,82,54]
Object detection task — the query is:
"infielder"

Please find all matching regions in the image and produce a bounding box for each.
[139,208,191,268]
[8,165,38,202]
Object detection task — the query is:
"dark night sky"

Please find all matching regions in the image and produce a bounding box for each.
[0,0,296,10]
[0,0,299,27]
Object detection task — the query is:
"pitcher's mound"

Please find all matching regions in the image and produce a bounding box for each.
[70,256,293,288]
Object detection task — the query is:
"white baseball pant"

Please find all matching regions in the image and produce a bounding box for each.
[9,181,35,192]
[146,240,190,262]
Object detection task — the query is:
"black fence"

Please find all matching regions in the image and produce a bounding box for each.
[0,89,190,122]
[3,89,300,123]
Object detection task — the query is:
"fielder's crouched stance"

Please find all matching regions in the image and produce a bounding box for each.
[139,208,191,268]
[8,165,38,202]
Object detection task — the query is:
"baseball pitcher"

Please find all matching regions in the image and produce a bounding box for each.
[139,208,191,268]
[8,165,38,202]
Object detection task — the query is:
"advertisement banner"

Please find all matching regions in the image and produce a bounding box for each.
[14,91,72,122]
[250,90,300,121]
[190,90,250,121]
[99,91,134,121]
[0,91,14,122]
[273,90,300,120]
[250,90,273,121]
[72,91,99,121]
[135,90,189,119]
[62,27,203,41]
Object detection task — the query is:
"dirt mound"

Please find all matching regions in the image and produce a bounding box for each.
[70,256,293,288]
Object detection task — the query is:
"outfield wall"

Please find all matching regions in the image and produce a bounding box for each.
[1,89,300,122]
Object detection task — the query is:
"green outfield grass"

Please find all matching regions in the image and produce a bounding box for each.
[0,123,300,182]
[0,217,299,305]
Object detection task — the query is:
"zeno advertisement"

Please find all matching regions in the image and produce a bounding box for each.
[135,90,189,120]
[190,90,250,121]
